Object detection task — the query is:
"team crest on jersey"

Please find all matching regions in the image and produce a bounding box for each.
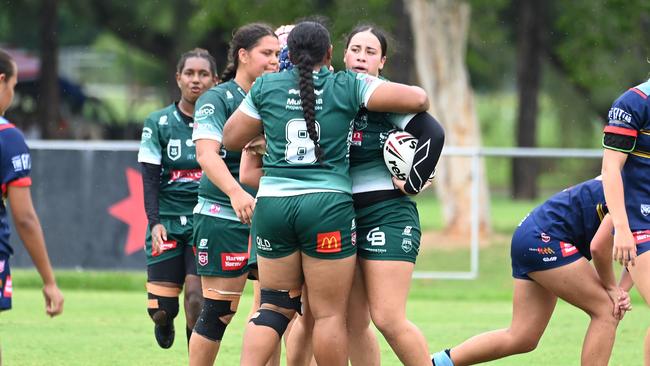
[167,139,182,161]
[641,204,650,217]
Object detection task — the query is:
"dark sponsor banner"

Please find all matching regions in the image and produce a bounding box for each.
[11,147,149,270]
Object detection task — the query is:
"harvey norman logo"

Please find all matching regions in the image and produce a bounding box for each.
[316,231,342,253]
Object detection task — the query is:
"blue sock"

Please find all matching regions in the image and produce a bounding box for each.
[432,349,454,366]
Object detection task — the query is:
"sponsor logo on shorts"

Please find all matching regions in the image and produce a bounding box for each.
[198,252,208,266]
[402,226,413,236]
[221,252,248,271]
[198,239,208,249]
[3,275,11,298]
[256,236,272,251]
[529,247,555,255]
[351,231,357,246]
[560,241,578,257]
[169,169,203,183]
[152,240,177,257]
[316,231,342,253]
[540,232,551,243]
[0,259,4,273]
[209,204,221,214]
[641,204,650,217]
[633,230,650,244]
[351,131,363,146]
[542,256,557,262]
[401,238,413,253]
[367,227,386,246]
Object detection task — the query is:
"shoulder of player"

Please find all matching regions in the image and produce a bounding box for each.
[145,104,176,125]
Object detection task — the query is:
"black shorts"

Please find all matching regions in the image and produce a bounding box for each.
[147,245,197,285]
[0,253,12,311]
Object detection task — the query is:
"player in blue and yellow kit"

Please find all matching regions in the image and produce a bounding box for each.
[601,78,650,365]
[138,48,217,349]
[188,23,279,366]
[0,48,64,362]
[432,177,632,366]
[223,21,430,366]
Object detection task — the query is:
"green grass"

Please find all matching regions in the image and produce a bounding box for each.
[4,238,648,365]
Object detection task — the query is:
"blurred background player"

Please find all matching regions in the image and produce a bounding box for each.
[137,48,218,349]
[601,76,650,365]
[188,23,279,366]
[432,176,632,366]
[0,48,64,362]
[222,21,430,366]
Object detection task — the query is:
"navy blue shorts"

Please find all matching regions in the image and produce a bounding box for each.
[0,253,12,311]
[511,219,583,280]
[632,230,650,257]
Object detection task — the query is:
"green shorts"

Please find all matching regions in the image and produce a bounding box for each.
[193,213,255,277]
[145,215,194,266]
[356,196,421,263]
[252,192,356,260]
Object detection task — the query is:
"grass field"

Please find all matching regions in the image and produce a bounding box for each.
[3,198,648,365]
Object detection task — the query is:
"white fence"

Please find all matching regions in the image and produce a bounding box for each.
[413,147,604,280]
[26,140,604,278]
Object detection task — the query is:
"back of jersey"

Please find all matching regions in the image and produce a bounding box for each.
[242,67,384,197]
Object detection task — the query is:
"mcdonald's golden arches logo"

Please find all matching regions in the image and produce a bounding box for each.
[316,231,342,253]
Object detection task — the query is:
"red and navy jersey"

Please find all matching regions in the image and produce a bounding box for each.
[603,80,650,232]
[527,178,606,259]
[0,117,32,255]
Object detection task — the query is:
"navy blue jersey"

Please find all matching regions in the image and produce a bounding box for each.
[527,178,606,259]
[0,117,32,255]
[603,80,650,234]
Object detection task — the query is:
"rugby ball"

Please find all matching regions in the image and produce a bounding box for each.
[383,131,435,181]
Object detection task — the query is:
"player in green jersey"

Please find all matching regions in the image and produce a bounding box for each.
[344,25,444,366]
[188,24,279,366]
[222,21,430,366]
[138,48,217,349]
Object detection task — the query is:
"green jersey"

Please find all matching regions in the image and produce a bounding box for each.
[349,110,412,194]
[192,80,256,222]
[138,103,200,216]
[239,67,385,197]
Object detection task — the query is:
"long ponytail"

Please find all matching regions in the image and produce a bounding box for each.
[287,21,331,163]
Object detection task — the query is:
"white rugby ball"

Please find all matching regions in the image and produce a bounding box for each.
[383,131,435,181]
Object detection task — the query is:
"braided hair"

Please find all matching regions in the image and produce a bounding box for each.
[221,23,276,82]
[287,21,331,162]
[176,48,217,76]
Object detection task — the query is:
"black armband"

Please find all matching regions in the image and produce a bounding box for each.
[403,112,445,194]
[602,125,637,153]
[141,162,162,229]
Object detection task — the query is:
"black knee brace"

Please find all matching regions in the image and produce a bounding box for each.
[259,288,302,315]
[147,293,179,324]
[249,288,302,337]
[193,298,236,342]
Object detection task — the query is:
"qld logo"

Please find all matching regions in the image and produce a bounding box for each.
[641,204,650,217]
[198,252,208,266]
[167,139,181,161]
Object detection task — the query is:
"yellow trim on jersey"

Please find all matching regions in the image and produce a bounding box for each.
[640,130,650,136]
[630,148,650,159]
[596,203,606,222]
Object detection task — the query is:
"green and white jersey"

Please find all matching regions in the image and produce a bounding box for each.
[349,109,412,193]
[137,103,200,216]
[192,80,256,221]
[238,67,385,197]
